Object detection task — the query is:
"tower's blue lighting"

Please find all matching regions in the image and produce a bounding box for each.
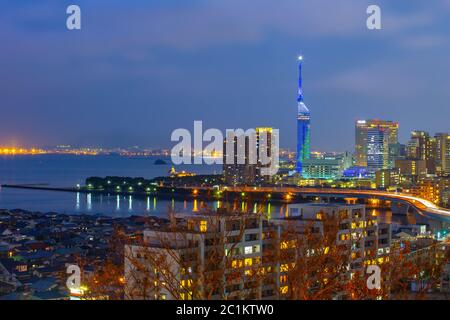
[296,57,311,174]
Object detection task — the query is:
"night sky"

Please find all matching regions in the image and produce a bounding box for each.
[1,0,449,151]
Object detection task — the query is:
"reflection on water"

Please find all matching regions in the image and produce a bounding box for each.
[193,199,198,212]
[68,193,404,222]
[2,155,439,227]
[26,190,292,217]
[76,192,80,210]
[87,193,92,211]
[0,187,438,227]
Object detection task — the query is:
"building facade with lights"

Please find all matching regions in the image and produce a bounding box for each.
[124,204,393,300]
[223,134,256,185]
[375,168,401,189]
[301,158,341,179]
[278,203,391,298]
[355,119,399,173]
[222,127,275,185]
[434,133,450,174]
[407,130,436,174]
[124,213,278,300]
[395,159,427,184]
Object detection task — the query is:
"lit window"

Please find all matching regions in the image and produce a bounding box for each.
[200,220,207,232]
[181,279,193,288]
[280,264,289,272]
[340,233,349,241]
[280,240,295,249]
[232,260,242,268]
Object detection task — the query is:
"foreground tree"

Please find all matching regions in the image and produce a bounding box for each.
[124,205,271,300]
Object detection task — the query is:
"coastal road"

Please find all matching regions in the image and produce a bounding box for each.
[185,186,450,223]
[2,183,449,223]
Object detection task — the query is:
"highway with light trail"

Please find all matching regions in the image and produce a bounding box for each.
[185,186,450,223]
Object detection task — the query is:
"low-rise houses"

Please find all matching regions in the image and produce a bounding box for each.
[1,205,448,300]
[0,209,162,300]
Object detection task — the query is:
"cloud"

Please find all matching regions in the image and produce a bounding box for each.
[0,0,368,51]
[400,34,448,49]
[381,11,434,33]
[0,0,446,56]
[314,62,425,99]
[0,0,449,149]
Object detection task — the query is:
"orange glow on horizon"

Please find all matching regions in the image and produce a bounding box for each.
[0,147,46,155]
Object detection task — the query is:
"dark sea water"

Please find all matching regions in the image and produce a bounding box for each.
[0,154,222,217]
[0,154,220,187]
[0,154,425,226]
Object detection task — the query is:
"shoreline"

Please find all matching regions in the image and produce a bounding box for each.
[0,183,300,204]
[0,207,168,221]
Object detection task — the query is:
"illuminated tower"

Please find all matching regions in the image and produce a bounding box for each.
[296,56,311,174]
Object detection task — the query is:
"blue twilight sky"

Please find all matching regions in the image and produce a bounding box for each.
[0,0,449,151]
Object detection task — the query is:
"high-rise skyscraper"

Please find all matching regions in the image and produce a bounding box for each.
[388,142,406,168]
[354,119,399,172]
[255,127,274,183]
[296,56,311,174]
[223,133,256,185]
[407,130,436,174]
[434,133,450,174]
[222,127,275,185]
[366,127,389,173]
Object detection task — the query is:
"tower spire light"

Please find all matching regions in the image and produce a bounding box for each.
[297,55,304,103]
